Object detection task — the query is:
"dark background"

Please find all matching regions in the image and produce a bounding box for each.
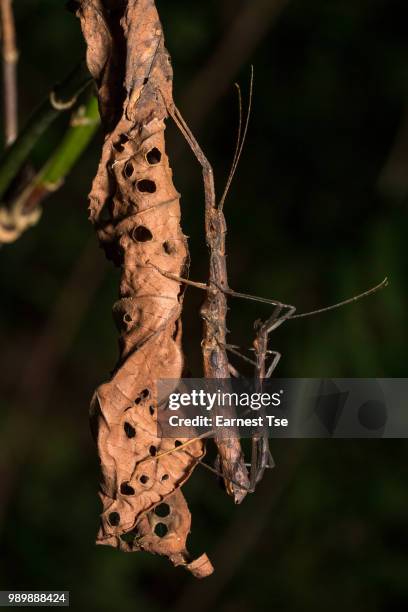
[1,0,408,609]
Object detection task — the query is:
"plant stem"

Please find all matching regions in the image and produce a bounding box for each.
[21,95,100,213]
[0,94,99,243]
[0,60,91,200]
[0,0,18,145]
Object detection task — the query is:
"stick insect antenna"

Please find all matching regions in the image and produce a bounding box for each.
[219,65,254,211]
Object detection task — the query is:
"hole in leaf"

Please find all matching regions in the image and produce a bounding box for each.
[154,523,168,538]
[155,503,170,518]
[137,179,156,193]
[120,529,138,544]
[149,446,157,456]
[135,397,141,405]
[141,389,150,398]
[163,241,176,255]
[140,474,149,485]
[109,512,120,526]
[149,406,155,415]
[120,482,135,496]
[124,161,134,178]
[132,226,153,242]
[161,474,169,482]
[124,313,132,323]
[114,134,128,152]
[146,147,162,165]
[124,422,136,438]
[174,440,182,448]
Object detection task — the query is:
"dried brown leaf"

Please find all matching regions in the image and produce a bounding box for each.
[77,0,213,577]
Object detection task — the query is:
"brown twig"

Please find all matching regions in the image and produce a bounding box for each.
[0,0,17,145]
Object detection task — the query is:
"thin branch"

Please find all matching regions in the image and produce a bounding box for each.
[0,0,18,145]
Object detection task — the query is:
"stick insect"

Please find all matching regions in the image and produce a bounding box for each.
[153,72,293,499]
[156,73,388,499]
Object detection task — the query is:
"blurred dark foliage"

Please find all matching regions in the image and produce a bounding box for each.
[0,1,407,610]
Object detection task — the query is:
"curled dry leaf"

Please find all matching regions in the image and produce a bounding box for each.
[77,0,213,578]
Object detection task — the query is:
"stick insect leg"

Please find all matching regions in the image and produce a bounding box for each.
[149,257,297,320]
[223,343,257,367]
[215,281,297,313]
[266,350,282,378]
[199,459,251,494]
[168,104,216,206]
[243,433,275,492]
[249,436,259,493]
[146,261,208,291]
[228,363,240,378]
[247,306,290,491]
